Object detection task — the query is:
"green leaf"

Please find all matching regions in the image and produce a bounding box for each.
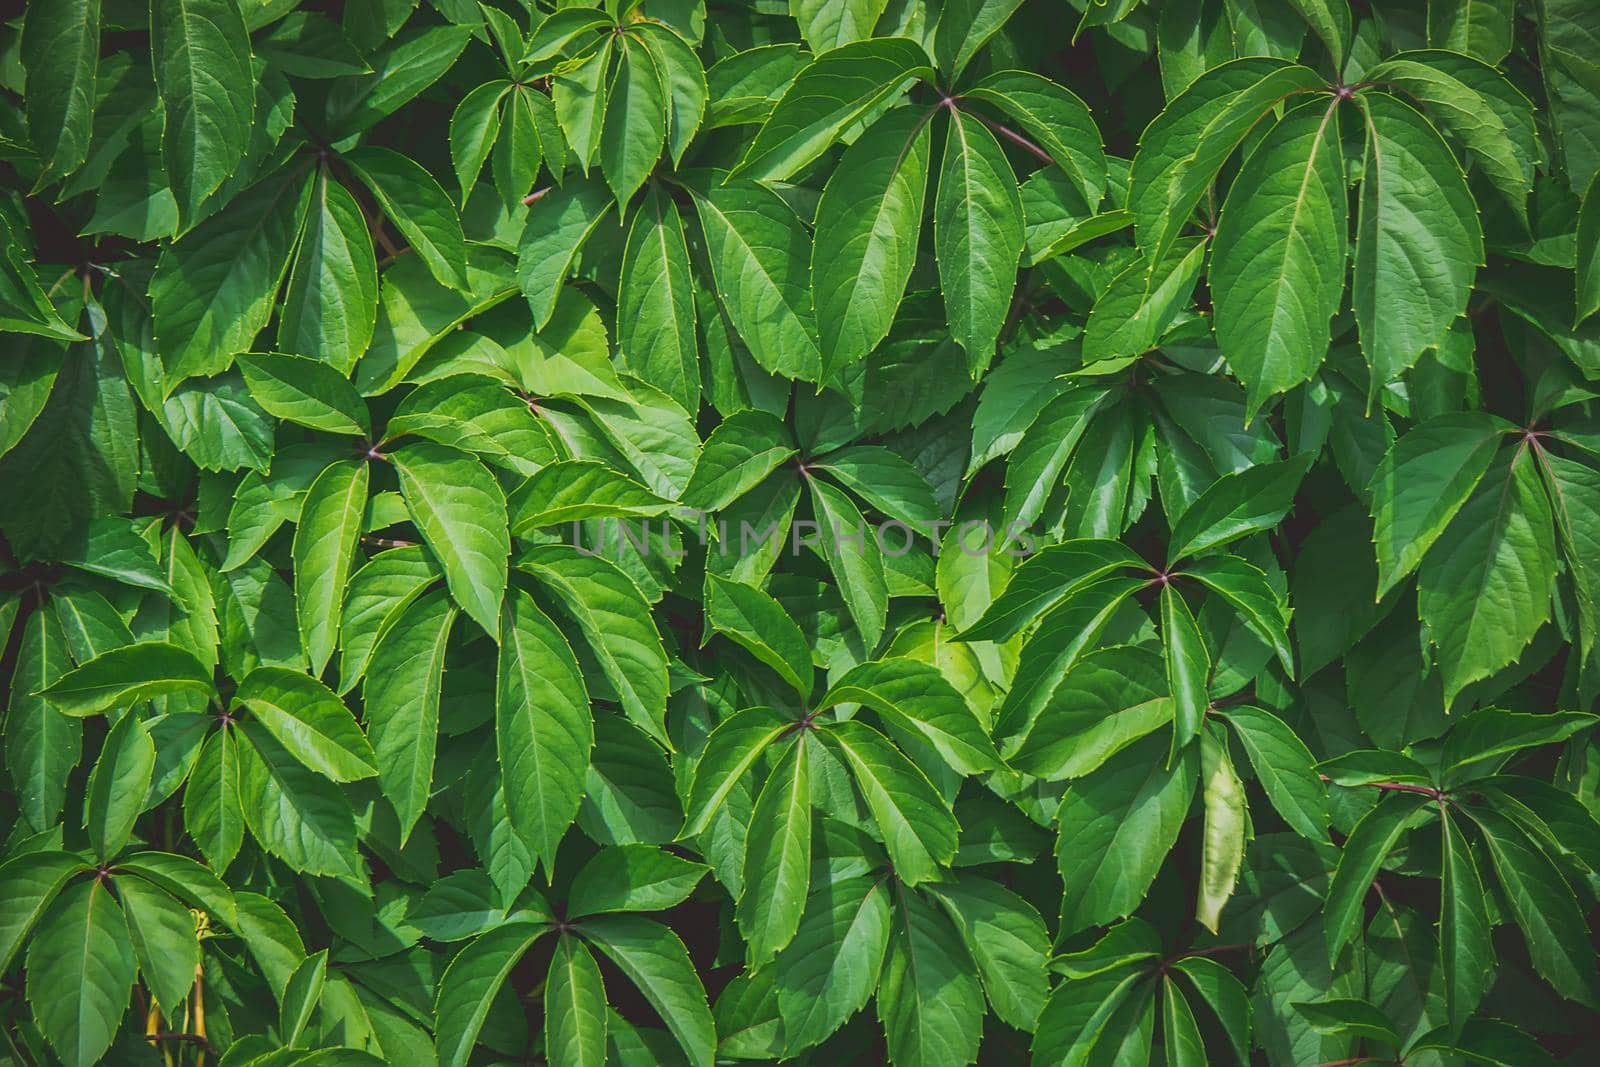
[1365,53,1536,225]
[293,460,370,676]
[811,106,931,375]
[0,851,86,975]
[1440,809,1494,1032]
[934,0,1023,76]
[810,445,940,531]
[963,71,1107,206]
[737,734,813,965]
[806,475,887,649]
[1161,585,1209,756]
[683,410,795,512]
[774,875,892,1053]
[934,109,1025,372]
[384,373,556,473]
[84,711,155,860]
[20,0,100,178]
[364,588,456,844]
[1418,451,1558,708]
[681,706,791,837]
[233,666,377,782]
[337,545,440,693]
[1370,412,1511,596]
[1001,386,1109,532]
[553,39,613,171]
[1470,805,1600,1005]
[25,878,137,1067]
[794,0,890,52]
[517,178,617,329]
[822,719,958,885]
[1440,707,1597,782]
[1182,554,1294,677]
[0,218,85,342]
[635,23,707,167]
[493,84,546,210]
[877,891,984,1067]
[820,657,1000,775]
[1211,98,1347,418]
[278,169,380,375]
[927,874,1050,1030]
[546,935,608,1067]
[1057,733,1198,933]
[692,181,823,382]
[705,573,813,697]
[1168,453,1314,561]
[1427,0,1514,63]
[0,337,61,459]
[1030,963,1144,1065]
[1286,0,1352,68]
[115,850,236,928]
[518,544,670,746]
[1130,58,1325,265]
[1009,645,1172,780]
[600,36,668,206]
[114,875,198,1016]
[1083,238,1208,365]
[5,611,80,831]
[497,585,591,871]
[1353,92,1483,395]
[150,0,254,223]
[1317,748,1435,787]
[580,915,716,1067]
[343,146,470,291]
[960,538,1145,643]
[40,641,214,717]
[1324,792,1426,962]
[184,727,244,871]
[733,37,933,182]
[331,24,474,135]
[255,12,370,77]
[237,352,371,437]
[1582,170,1600,326]
[994,575,1148,743]
[433,921,547,1067]
[619,188,698,411]
[511,460,672,531]
[280,949,328,1047]
[391,441,510,637]
[1171,956,1251,1063]
[450,81,509,206]
[1219,704,1328,842]
[1293,998,1401,1046]
[149,169,312,384]
[523,9,611,63]
[235,723,362,879]
[568,845,707,917]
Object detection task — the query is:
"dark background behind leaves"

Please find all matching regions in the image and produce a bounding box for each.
[3,0,1600,1065]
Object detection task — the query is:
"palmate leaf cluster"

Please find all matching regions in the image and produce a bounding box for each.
[3,0,1600,1064]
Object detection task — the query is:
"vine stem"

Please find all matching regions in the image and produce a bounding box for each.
[966,109,1056,167]
[1317,774,1445,800]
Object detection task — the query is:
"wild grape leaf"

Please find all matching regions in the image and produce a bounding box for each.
[934,109,1026,372]
[1211,98,1347,418]
[811,107,931,376]
[150,0,254,223]
[21,0,100,178]
[1353,92,1484,395]
[497,586,592,872]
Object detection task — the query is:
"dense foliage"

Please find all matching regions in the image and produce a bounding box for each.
[3,0,1600,1063]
